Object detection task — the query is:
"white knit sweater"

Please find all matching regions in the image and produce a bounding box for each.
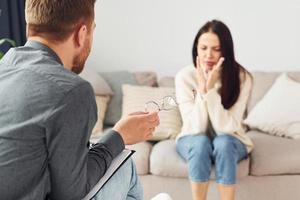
[175,65,254,153]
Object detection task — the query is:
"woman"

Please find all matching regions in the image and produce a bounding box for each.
[175,20,254,200]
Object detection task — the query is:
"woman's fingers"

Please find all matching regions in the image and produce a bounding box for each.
[196,56,205,77]
[214,57,225,71]
[196,56,200,69]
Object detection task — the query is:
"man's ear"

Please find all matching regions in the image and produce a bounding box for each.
[74,24,88,48]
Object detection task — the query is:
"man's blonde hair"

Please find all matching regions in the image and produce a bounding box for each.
[26,0,96,42]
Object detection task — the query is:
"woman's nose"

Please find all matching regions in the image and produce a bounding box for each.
[206,49,213,58]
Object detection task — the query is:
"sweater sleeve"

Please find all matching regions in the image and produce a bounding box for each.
[202,72,252,134]
[175,68,209,134]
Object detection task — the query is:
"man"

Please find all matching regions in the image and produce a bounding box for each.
[0,0,159,199]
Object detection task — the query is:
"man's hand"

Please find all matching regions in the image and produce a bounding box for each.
[206,57,224,90]
[113,112,160,145]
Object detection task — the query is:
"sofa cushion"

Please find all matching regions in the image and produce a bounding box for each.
[126,142,153,175]
[150,139,250,179]
[247,71,300,112]
[249,130,300,176]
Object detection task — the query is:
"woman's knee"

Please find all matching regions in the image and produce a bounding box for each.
[178,135,213,182]
[213,135,237,156]
[190,135,211,147]
[177,135,212,161]
[189,135,212,156]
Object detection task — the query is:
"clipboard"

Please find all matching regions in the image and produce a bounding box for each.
[82,149,135,200]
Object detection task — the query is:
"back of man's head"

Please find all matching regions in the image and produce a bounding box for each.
[25,0,96,42]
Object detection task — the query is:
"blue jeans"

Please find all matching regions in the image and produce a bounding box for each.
[94,158,143,200]
[176,134,247,185]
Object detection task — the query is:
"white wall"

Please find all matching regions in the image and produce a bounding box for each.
[86,0,300,77]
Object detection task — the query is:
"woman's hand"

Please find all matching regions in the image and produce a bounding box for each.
[206,57,224,91]
[196,56,207,94]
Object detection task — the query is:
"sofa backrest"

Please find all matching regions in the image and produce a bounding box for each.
[158,71,300,113]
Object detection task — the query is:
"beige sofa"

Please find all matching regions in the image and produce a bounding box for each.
[126,71,300,200]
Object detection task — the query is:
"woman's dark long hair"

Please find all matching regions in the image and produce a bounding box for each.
[192,20,248,109]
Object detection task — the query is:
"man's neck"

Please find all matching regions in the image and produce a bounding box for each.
[27,36,73,71]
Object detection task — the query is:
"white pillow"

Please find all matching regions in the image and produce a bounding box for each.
[90,95,110,142]
[122,84,182,140]
[244,73,300,139]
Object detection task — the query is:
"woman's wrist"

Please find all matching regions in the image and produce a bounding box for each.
[206,83,214,91]
[198,86,207,94]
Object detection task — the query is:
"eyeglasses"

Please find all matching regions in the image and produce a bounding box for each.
[144,95,178,112]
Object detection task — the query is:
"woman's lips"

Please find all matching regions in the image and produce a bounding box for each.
[204,62,215,71]
[205,61,215,67]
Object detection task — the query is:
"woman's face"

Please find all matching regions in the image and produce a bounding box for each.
[197,32,222,73]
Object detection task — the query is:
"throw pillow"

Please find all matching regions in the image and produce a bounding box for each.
[244,73,300,139]
[91,95,110,140]
[100,71,137,125]
[79,67,114,95]
[134,71,158,87]
[122,84,182,140]
[158,76,175,87]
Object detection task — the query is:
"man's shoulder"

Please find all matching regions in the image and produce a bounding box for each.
[1,46,94,105]
[9,46,91,94]
[33,64,88,92]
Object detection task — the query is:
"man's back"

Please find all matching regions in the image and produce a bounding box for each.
[0,0,161,199]
[0,41,96,199]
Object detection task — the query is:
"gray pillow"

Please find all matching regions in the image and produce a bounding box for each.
[79,67,114,95]
[100,71,137,125]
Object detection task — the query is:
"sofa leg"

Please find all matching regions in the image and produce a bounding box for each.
[191,181,209,200]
